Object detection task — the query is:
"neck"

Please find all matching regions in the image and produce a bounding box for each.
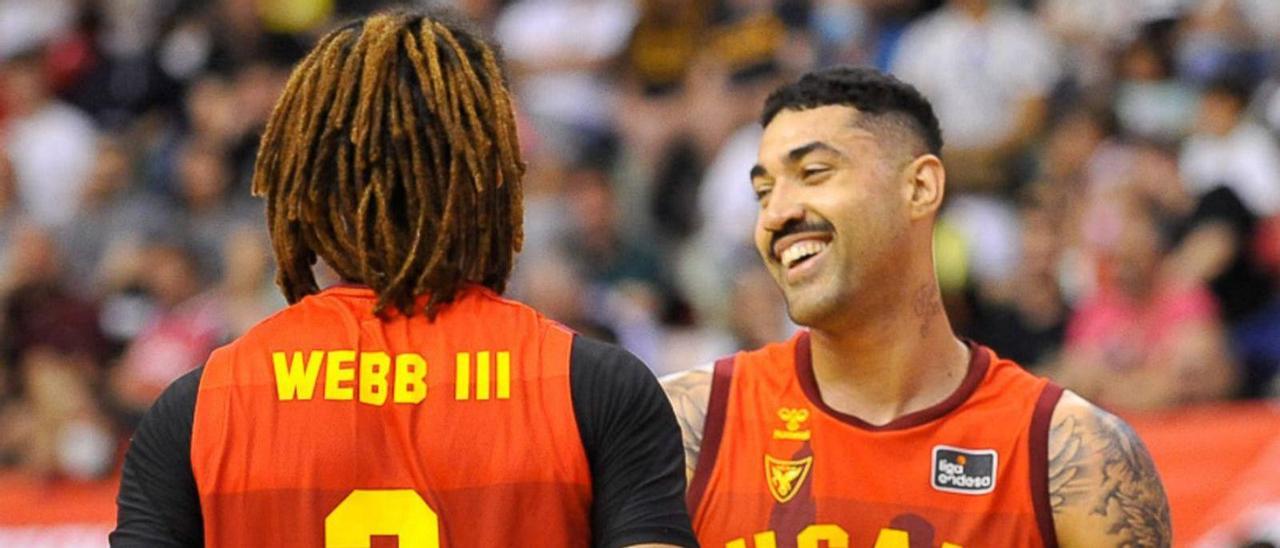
[806,276,970,426]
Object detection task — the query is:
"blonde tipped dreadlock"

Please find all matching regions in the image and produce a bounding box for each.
[253,9,525,317]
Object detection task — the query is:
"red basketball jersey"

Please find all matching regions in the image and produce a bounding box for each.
[190,285,592,546]
[690,332,1062,548]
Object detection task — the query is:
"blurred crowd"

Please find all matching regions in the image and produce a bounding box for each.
[2,0,1280,480]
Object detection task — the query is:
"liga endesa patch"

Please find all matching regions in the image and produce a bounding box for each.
[930,445,997,495]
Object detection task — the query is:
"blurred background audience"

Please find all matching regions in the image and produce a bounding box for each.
[2,0,1279,484]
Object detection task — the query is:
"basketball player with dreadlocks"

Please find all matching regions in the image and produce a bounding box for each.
[663,67,1171,547]
[111,9,694,547]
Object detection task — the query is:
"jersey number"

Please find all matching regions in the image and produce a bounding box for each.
[325,489,440,547]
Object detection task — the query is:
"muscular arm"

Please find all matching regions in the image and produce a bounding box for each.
[659,366,712,484]
[1048,391,1172,547]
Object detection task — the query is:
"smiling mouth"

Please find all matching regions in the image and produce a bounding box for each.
[779,239,829,269]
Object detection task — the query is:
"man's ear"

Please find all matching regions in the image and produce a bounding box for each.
[904,154,945,220]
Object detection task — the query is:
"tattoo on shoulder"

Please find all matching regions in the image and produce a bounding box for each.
[1048,401,1172,547]
[660,368,713,482]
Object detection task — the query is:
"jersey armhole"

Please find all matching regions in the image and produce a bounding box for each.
[1029,381,1065,548]
[686,356,736,513]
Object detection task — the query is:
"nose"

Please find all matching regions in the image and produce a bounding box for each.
[759,185,806,233]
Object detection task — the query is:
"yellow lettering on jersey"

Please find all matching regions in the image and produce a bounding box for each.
[272,351,324,400]
[873,528,961,548]
[798,525,848,548]
[729,525,959,548]
[395,353,428,404]
[496,351,511,399]
[455,352,470,400]
[726,531,776,548]
[359,352,390,405]
[476,351,491,400]
[323,350,356,401]
[325,489,438,547]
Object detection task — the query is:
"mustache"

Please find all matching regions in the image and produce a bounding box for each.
[770,218,835,249]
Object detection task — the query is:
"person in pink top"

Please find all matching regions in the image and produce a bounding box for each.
[1061,194,1237,410]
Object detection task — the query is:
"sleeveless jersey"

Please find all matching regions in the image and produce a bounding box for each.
[690,332,1063,548]
[190,285,592,547]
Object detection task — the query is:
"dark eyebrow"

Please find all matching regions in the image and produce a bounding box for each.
[751,141,841,181]
[787,141,840,163]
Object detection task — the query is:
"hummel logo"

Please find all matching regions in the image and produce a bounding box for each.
[773,407,811,441]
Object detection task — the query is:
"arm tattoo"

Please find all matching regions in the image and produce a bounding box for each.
[1048,404,1172,547]
[660,369,712,481]
[1047,414,1090,512]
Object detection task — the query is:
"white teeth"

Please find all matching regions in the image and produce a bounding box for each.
[780,241,828,268]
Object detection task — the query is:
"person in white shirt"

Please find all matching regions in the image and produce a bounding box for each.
[891,0,1060,190]
[1,50,97,229]
[494,0,636,140]
[1180,77,1280,218]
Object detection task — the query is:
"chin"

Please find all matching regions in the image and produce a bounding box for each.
[781,275,860,329]
[782,292,842,329]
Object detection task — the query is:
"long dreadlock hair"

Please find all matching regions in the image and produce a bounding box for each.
[253,9,525,318]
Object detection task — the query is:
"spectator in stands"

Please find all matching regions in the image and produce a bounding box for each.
[1060,193,1237,410]
[143,72,239,196]
[170,139,259,280]
[561,162,672,367]
[183,75,241,150]
[226,57,294,184]
[1037,0,1143,90]
[1038,104,1116,207]
[621,0,708,98]
[1112,22,1199,143]
[612,0,708,178]
[0,223,112,478]
[0,0,74,60]
[563,162,669,294]
[1136,138,1280,396]
[494,0,637,143]
[61,136,171,295]
[669,15,789,325]
[108,241,223,425]
[0,48,97,229]
[515,251,616,345]
[1178,0,1273,86]
[211,224,282,338]
[1180,76,1280,218]
[891,0,1060,191]
[967,187,1071,371]
[891,0,1061,299]
[1135,142,1274,328]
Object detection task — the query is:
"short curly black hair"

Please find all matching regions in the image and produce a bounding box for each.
[761,66,943,155]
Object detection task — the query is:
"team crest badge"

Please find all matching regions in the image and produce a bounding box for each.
[764,454,813,503]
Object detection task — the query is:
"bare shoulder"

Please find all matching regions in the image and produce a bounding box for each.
[1047,390,1172,548]
[659,365,714,483]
